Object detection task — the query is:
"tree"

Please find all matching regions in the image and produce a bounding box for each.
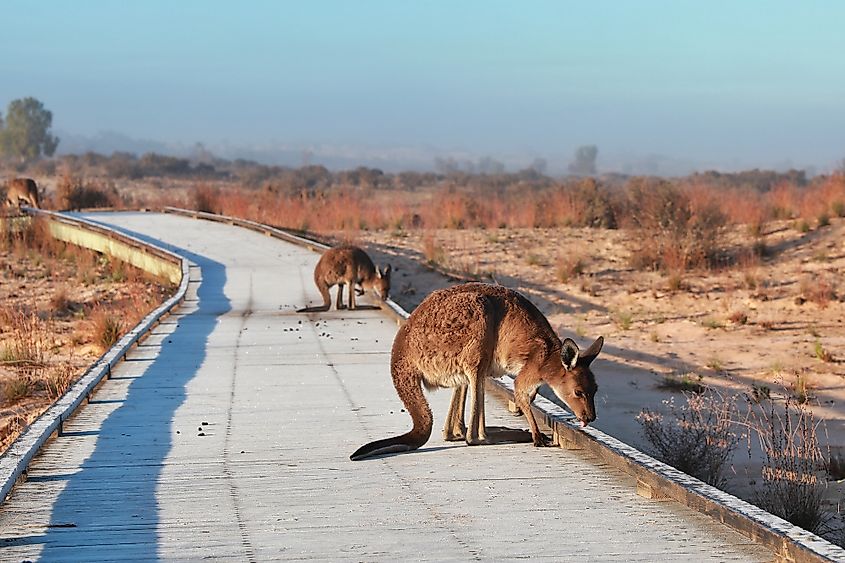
[477,156,505,175]
[529,157,548,175]
[568,145,598,176]
[0,97,60,163]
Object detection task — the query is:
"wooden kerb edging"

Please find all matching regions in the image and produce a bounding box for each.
[164,206,845,563]
[0,210,191,505]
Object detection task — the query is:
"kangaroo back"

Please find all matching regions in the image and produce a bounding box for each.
[5,178,40,208]
[313,246,390,310]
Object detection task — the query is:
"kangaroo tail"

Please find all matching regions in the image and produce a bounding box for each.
[350,369,433,461]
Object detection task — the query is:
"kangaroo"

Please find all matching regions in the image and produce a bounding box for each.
[5,178,40,209]
[350,282,603,460]
[309,246,391,311]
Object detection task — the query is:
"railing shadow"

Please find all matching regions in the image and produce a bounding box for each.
[30,229,230,559]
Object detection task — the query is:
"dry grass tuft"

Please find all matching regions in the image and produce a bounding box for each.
[656,372,706,394]
[42,362,77,401]
[49,286,71,315]
[421,234,447,267]
[554,254,585,283]
[744,395,837,536]
[89,306,124,351]
[0,307,45,368]
[2,376,34,403]
[798,275,837,309]
[637,391,739,487]
[814,341,834,363]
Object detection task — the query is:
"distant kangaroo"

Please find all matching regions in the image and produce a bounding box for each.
[5,178,40,209]
[351,282,604,460]
[309,246,391,311]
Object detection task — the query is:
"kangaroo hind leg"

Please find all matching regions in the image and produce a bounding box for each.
[311,279,332,312]
[335,283,345,310]
[443,385,467,441]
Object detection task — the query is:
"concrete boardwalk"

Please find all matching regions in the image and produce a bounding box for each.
[0,212,772,561]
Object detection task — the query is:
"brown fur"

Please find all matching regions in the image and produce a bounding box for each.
[5,178,40,209]
[312,246,391,311]
[350,282,604,460]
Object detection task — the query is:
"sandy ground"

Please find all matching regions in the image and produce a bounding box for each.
[336,218,845,502]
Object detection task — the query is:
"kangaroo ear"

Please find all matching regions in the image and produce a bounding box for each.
[383,264,392,276]
[375,267,382,278]
[561,338,580,370]
[577,336,604,367]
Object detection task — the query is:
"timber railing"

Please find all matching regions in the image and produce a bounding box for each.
[0,210,190,504]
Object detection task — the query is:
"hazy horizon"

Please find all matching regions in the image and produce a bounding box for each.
[2,1,844,174]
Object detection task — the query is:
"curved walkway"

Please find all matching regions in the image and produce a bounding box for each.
[0,212,772,561]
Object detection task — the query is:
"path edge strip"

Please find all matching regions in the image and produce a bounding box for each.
[0,210,191,505]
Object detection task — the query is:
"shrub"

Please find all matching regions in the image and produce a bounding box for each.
[624,179,725,272]
[193,184,220,214]
[637,391,739,487]
[817,213,830,228]
[56,173,114,210]
[745,396,833,535]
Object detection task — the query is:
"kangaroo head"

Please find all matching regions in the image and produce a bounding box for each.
[372,264,392,300]
[546,336,603,427]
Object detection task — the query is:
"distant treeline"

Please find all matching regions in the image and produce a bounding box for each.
[10,150,828,195]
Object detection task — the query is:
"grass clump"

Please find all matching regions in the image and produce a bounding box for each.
[637,391,739,487]
[2,376,34,403]
[611,310,633,330]
[792,371,813,404]
[744,395,837,537]
[657,372,706,394]
[90,307,124,351]
[421,234,446,267]
[814,341,834,363]
[555,254,585,283]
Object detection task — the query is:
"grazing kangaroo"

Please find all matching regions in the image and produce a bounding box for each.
[5,178,40,208]
[310,246,391,311]
[350,282,604,460]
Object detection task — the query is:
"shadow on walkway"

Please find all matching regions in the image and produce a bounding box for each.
[19,224,230,559]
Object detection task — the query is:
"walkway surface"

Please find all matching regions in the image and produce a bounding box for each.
[0,212,773,561]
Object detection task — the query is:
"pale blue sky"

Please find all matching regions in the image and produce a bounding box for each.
[2,1,843,172]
